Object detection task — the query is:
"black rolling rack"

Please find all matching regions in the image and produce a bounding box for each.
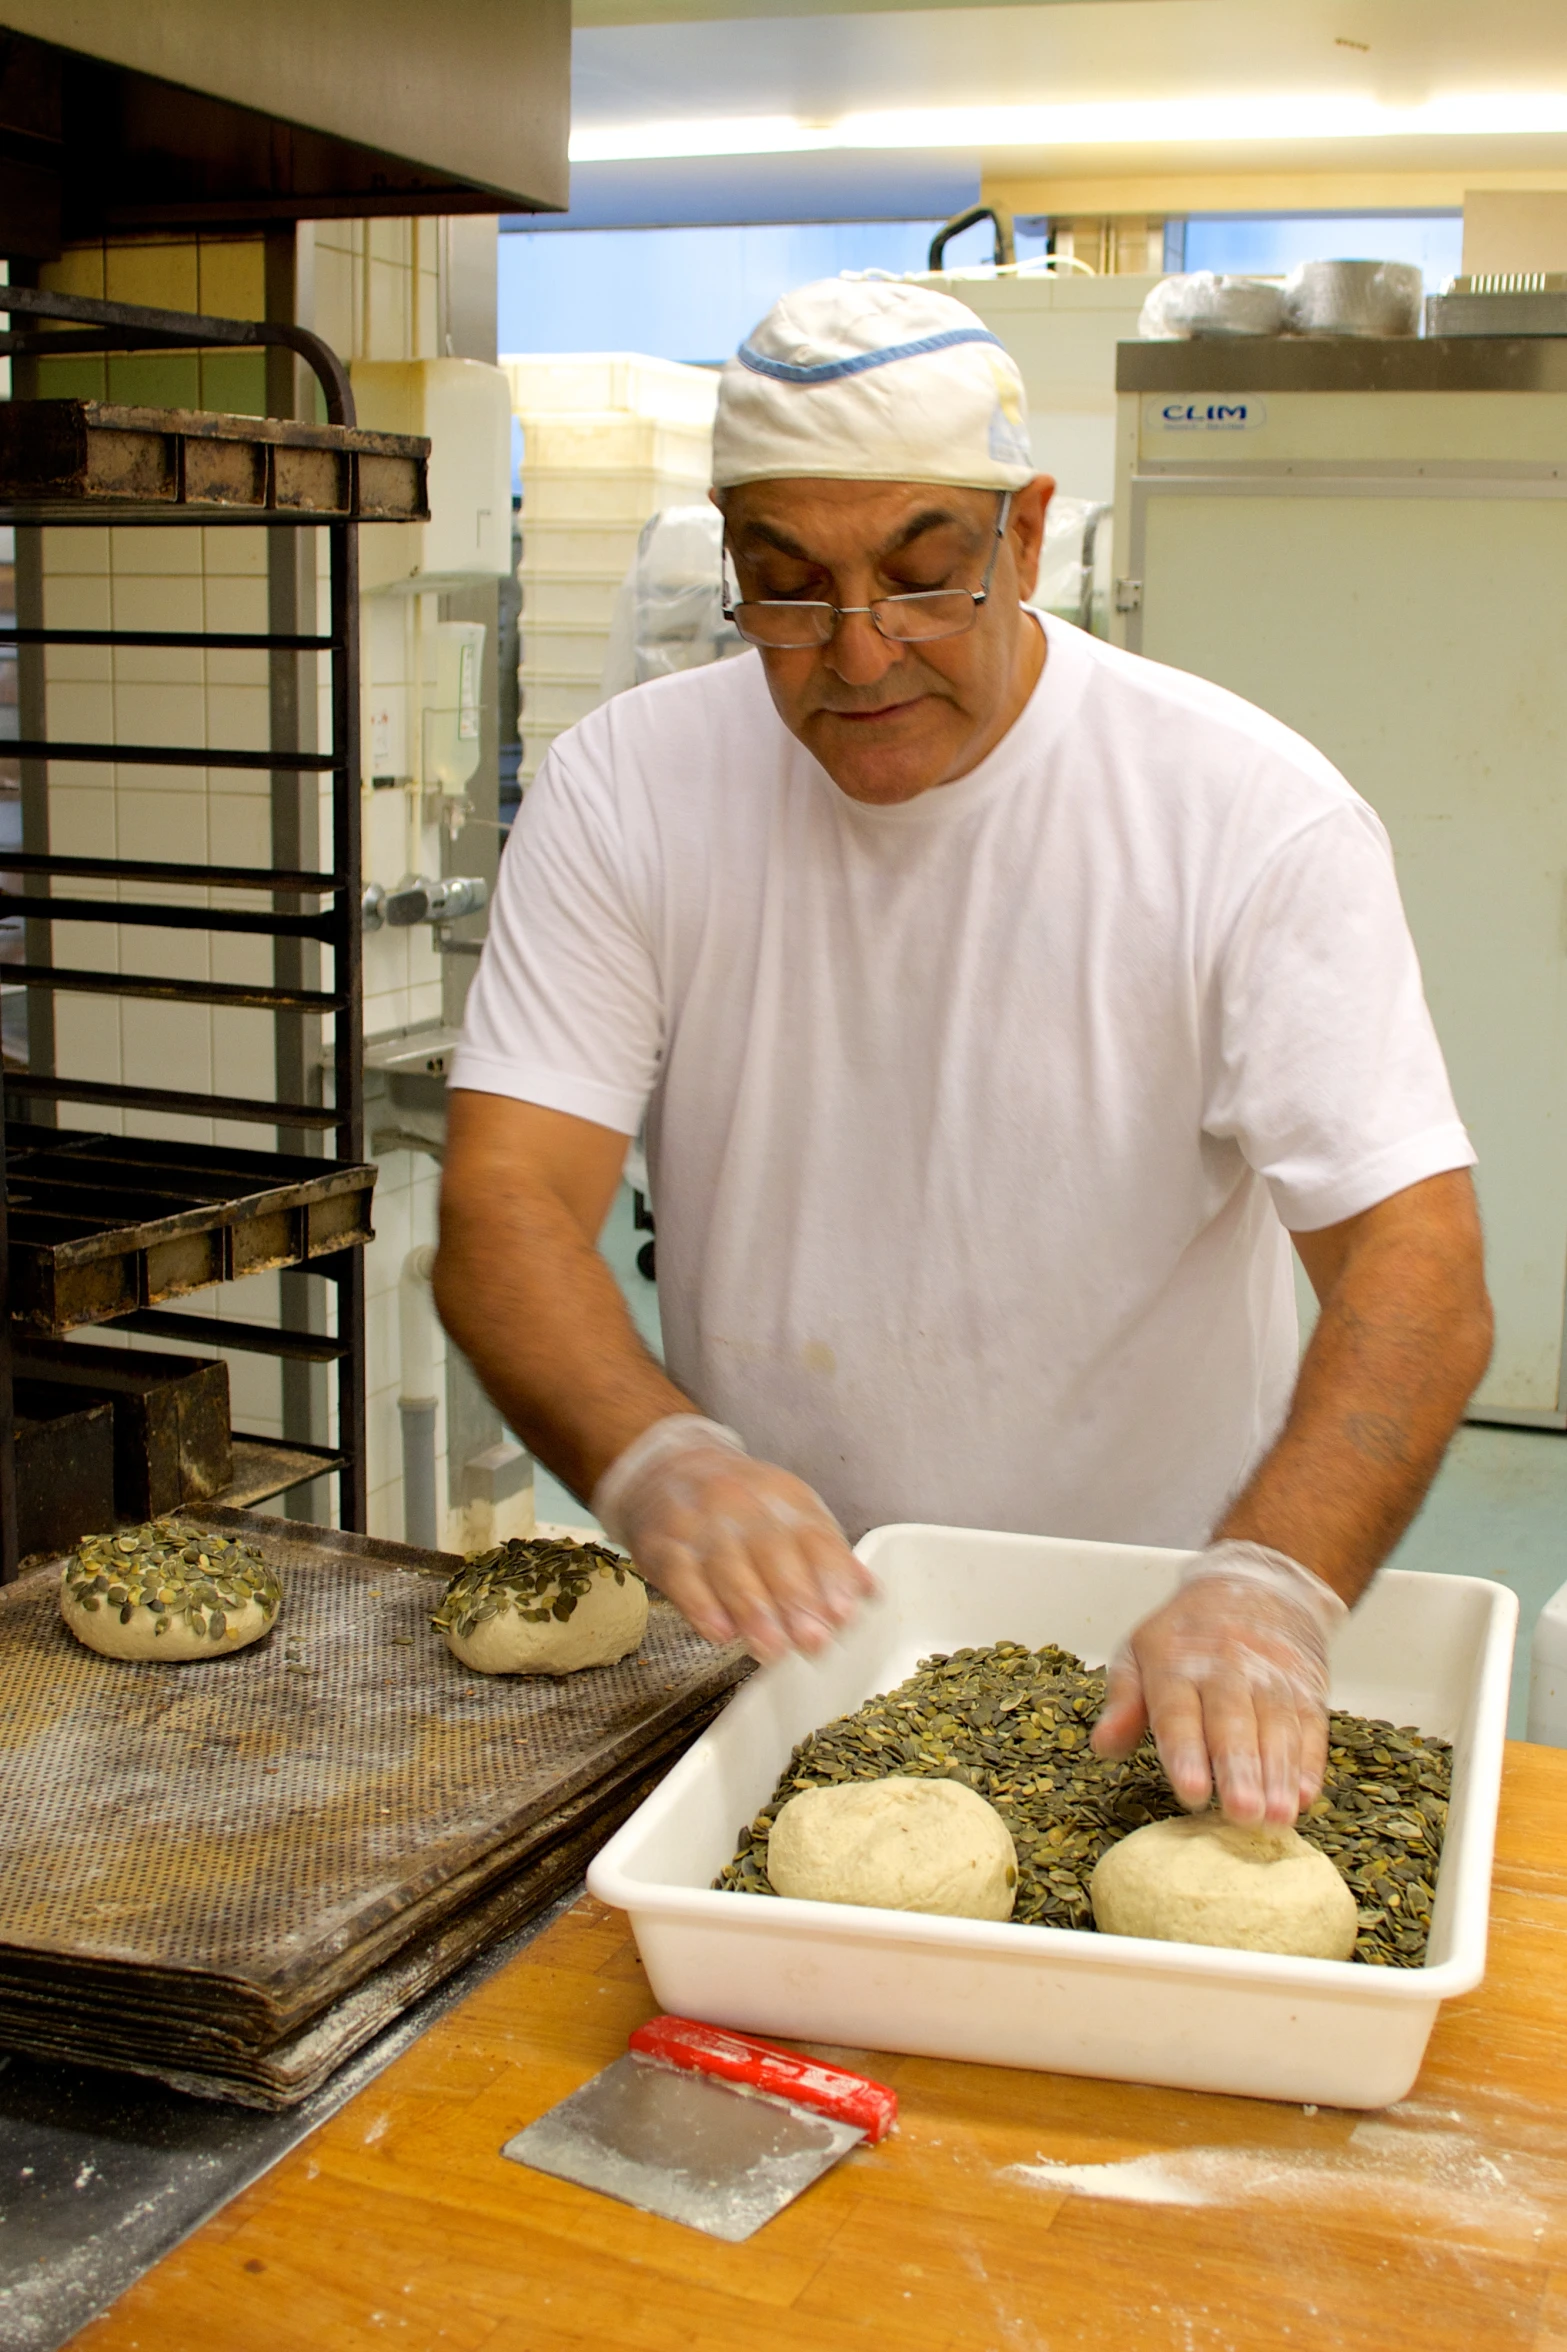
[0,286,432,1576]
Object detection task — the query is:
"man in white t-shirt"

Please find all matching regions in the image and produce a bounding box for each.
[438,278,1491,1830]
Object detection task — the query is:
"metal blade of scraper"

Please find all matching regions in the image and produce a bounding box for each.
[503,2052,866,2241]
[505,2013,898,2243]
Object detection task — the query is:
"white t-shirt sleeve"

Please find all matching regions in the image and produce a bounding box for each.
[1205,797,1475,1231]
[449,738,661,1137]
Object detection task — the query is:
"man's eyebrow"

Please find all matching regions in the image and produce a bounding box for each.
[734,507,980,564]
[736,519,817,561]
[881,507,978,556]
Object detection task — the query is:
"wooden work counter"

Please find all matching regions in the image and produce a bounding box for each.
[74,1743,1567,2352]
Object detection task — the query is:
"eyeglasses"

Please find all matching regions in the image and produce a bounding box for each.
[723,492,1013,651]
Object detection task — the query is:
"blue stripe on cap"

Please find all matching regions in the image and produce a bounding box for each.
[736,324,1006,386]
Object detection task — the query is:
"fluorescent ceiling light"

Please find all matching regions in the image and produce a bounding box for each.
[569,93,1567,164]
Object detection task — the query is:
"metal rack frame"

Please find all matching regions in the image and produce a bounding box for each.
[0,286,383,1574]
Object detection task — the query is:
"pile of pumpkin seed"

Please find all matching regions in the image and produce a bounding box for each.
[430,1535,639,1641]
[715,1640,1451,1968]
[61,1520,282,1642]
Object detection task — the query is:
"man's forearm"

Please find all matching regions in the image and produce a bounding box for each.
[435,1094,870,1661]
[434,1174,693,1506]
[1216,1174,1492,1605]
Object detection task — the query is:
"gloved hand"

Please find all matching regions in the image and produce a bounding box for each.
[1089,1540,1347,1827]
[591,1415,877,1664]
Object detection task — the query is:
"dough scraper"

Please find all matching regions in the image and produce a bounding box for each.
[502,2013,898,2242]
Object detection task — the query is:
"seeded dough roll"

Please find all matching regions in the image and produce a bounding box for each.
[767,1775,1018,1920]
[61,1520,282,1662]
[431,1536,647,1675]
[1090,1814,1359,1960]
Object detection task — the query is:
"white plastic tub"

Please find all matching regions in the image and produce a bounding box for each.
[503,353,720,429]
[520,522,643,577]
[522,621,614,674]
[522,467,710,525]
[519,412,714,478]
[520,571,625,627]
[588,1525,1517,2111]
[521,673,603,727]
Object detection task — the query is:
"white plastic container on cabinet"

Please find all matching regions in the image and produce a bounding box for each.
[351,357,513,594]
[588,1524,1517,2111]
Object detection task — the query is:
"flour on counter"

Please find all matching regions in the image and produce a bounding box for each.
[1005,2120,1557,2250]
[1009,2152,1208,2206]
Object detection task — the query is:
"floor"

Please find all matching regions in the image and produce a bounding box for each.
[539,1189,1567,1741]
[1390,1422,1567,1737]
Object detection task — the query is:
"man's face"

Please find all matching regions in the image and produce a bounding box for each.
[720,475,1054,806]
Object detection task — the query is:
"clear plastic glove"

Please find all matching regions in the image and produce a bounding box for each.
[1089,1540,1348,1827]
[591,1415,877,1664]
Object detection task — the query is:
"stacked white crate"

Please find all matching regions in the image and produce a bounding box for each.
[504,354,718,785]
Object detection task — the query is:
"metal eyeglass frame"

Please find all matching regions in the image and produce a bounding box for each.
[722,491,1014,650]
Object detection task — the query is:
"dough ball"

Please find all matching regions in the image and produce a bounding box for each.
[1090,1815,1359,1960]
[61,1520,281,1664]
[767,1775,1018,1921]
[434,1536,648,1676]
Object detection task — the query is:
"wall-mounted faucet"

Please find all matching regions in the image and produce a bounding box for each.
[361,875,488,931]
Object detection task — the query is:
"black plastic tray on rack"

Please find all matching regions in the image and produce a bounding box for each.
[4,1128,376,1335]
[0,398,429,527]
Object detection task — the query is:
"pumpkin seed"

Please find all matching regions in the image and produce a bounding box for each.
[61,1519,282,1641]
[429,1536,639,1638]
[715,1639,1451,1969]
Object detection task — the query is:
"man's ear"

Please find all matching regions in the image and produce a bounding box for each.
[1008,475,1056,605]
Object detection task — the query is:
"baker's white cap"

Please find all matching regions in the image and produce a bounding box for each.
[712,275,1036,492]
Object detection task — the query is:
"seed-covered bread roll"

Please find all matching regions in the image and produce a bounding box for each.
[431,1536,647,1675]
[61,1520,282,1662]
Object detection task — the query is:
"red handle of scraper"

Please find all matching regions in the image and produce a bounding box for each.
[628,2015,898,2143]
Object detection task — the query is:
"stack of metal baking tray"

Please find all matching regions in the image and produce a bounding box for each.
[0,1513,748,2107]
[5,1127,376,1332]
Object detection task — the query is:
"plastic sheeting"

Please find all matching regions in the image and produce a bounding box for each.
[601,504,745,699]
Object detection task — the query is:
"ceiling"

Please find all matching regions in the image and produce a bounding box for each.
[554,0,1567,219]
[574,0,1161,19]
[572,0,1567,139]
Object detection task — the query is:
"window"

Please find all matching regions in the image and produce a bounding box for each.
[498,219,967,366]
[1173,212,1463,291]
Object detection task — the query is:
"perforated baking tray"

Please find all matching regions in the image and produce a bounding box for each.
[0,1512,748,2099]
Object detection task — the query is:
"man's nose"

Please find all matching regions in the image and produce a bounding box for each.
[825,606,902,687]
